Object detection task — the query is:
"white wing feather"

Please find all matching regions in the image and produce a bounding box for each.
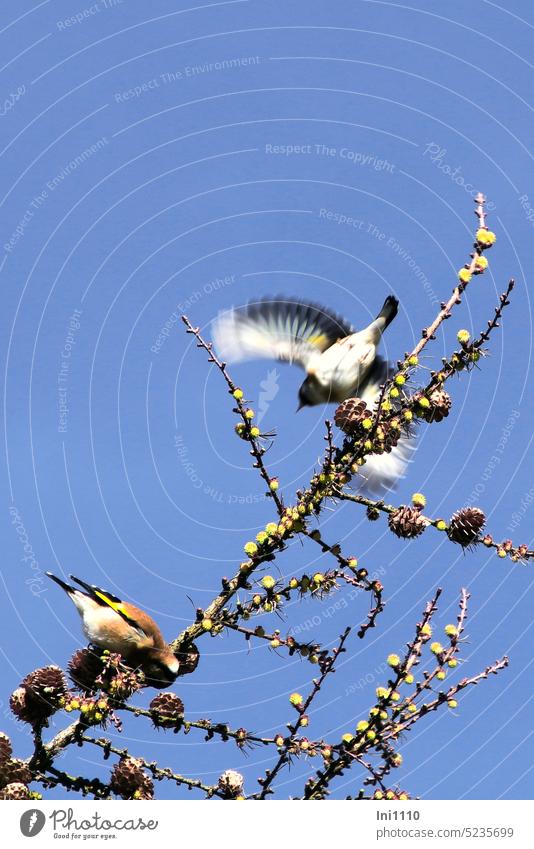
[356,356,416,494]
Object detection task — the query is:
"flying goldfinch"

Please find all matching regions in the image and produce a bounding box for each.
[213,295,413,492]
[46,573,179,688]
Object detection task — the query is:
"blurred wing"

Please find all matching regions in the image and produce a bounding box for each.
[357,435,415,495]
[212,297,353,370]
[356,356,416,494]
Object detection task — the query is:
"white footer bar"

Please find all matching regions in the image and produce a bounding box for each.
[2,799,531,848]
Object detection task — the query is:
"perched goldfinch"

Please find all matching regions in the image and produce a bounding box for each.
[213,295,413,492]
[46,573,179,688]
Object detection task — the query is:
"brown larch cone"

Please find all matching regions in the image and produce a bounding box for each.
[334,398,372,436]
[0,782,31,800]
[447,507,486,547]
[22,666,68,720]
[218,769,244,798]
[373,420,400,453]
[149,693,184,728]
[388,505,427,539]
[110,757,154,800]
[175,643,200,677]
[10,687,44,726]
[425,388,452,423]
[0,758,32,789]
[0,733,12,766]
[68,648,106,693]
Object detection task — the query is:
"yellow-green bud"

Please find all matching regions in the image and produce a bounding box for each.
[261,575,276,590]
[457,329,470,345]
[244,542,258,556]
[411,492,426,509]
[387,653,400,668]
[232,388,244,400]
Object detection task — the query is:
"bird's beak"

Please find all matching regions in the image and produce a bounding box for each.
[296,401,304,412]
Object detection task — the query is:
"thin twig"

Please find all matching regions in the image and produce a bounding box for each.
[257,627,351,798]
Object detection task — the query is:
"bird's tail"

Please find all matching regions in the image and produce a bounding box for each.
[69,574,97,595]
[46,571,77,595]
[375,295,399,330]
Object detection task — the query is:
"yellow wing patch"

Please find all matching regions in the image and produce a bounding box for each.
[94,590,135,622]
[307,333,328,349]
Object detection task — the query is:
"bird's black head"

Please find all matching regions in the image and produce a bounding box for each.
[297,375,323,410]
[297,383,311,410]
[141,649,180,689]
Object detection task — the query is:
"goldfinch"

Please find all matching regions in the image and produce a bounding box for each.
[213,295,413,492]
[46,573,179,688]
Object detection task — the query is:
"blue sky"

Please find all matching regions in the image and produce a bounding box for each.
[1,0,533,800]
